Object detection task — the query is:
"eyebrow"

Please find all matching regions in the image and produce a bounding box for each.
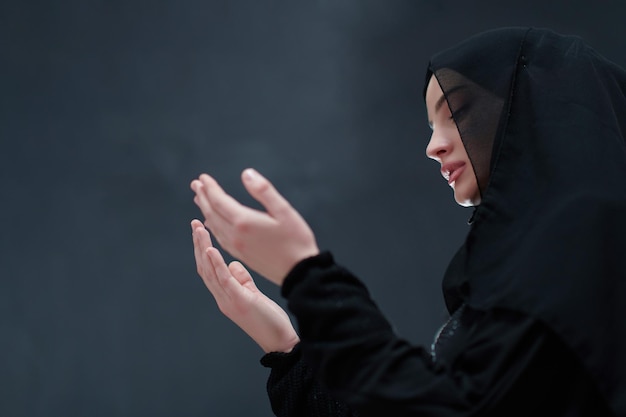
[434,93,448,113]
[429,85,468,127]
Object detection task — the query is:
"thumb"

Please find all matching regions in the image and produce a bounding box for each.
[241,168,291,217]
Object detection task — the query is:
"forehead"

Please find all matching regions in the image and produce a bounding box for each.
[425,75,443,105]
[425,75,445,120]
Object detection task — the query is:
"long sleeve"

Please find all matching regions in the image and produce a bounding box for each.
[264,251,611,417]
[261,345,359,417]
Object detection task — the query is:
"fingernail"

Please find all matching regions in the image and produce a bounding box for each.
[243,168,258,182]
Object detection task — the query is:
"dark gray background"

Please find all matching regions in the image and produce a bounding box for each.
[2,1,625,416]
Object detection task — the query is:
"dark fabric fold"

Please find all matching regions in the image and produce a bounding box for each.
[263,253,610,416]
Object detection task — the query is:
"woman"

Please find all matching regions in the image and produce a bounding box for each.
[190,27,626,416]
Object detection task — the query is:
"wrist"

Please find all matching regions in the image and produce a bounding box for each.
[261,335,300,354]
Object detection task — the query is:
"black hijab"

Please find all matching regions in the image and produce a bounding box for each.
[425,27,626,414]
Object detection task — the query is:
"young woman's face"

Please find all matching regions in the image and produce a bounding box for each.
[425,75,481,207]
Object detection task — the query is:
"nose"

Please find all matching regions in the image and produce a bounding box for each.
[425,130,452,162]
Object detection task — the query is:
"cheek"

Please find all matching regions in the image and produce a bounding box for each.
[449,128,464,148]
[466,167,482,203]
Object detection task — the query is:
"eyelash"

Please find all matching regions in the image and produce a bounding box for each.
[451,104,469,122]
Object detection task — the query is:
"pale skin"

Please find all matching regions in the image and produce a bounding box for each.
[190,74,480,354]
[425,75,481,207]
[190,169,318,353]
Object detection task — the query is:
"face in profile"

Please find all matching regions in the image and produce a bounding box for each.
[425,75,481,207]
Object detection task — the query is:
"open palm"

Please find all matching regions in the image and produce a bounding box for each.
[191,219,299,353]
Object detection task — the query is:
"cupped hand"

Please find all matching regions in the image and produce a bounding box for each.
[190,169,319,286]
[191,219,300,353]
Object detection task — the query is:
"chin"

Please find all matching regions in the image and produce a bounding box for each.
[454,191,481,207]
[456,199,476,207]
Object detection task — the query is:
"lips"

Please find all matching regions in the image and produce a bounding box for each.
[441,161,466,185]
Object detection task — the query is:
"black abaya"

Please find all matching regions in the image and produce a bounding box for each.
[261,253,611,416]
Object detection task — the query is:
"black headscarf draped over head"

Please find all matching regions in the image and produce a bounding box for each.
[425,27,626,414]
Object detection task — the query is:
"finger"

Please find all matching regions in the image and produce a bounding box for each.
[193,194,225,237]
[207,247,247,301]
[198,174,257,230]
[229,261,255,286]
[191,219,212,247]
[241,168,292,217]
[191,220,206,275]
[191,180,215,219]
[192,178,233,245]
[191,222,225,297]
[191,180,208,208]
[190,179,202,193]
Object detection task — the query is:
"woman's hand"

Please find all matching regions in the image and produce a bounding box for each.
[190,168,319,286]
[191,219,300,353]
